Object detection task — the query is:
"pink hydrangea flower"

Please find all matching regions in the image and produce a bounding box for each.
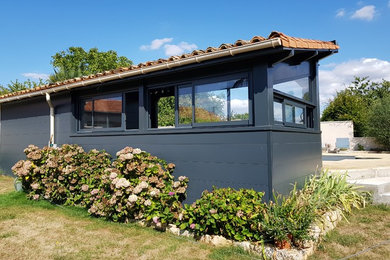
[81,184,89,192]
[152,216,159,224]
[190,223,196,229]
[31,183,39,190]
[168,192,175,196]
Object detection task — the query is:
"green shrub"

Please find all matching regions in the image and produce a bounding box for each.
[262,187,316,245]
[180,188,265,241]
[299,170,366,216]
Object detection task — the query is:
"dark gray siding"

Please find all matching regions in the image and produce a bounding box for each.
[271,131,322,194]
[0,98,50,174]
[69,131,269,202]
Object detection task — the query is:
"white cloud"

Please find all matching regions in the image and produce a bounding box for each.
[140,38,173,51]
[164,42,198,56]
[351,5,376,21]
[319,58,390,110]
[22,72,49,80]
[336,8,345,17]
[231,99,249,115]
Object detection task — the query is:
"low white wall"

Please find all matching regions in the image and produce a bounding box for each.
[321,121,354,149]
[351,137,384,151]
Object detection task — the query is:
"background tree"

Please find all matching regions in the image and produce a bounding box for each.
[321,77,390,137]
[366,95,390,150]
[49,47,132,83]
[0,79,46,95]
[321,88,368,137]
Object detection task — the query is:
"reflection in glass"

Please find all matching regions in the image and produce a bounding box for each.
[178,86,192,125]
[194,78,248,123]
[274,78,310,101]
[273,101,283,122]
[80,95,122,129]
[81,100,93,129]
[295,106,304,125]
[285,104,294,123]
[230,84,249,121]
[93,96,122,128]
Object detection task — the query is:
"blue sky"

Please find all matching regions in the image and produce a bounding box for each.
[1,0,389,106]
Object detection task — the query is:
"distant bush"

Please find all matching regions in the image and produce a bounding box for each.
[12,144,188,226]
[366,95,390,150]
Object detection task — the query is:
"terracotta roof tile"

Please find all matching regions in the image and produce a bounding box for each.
[0,31,338,101]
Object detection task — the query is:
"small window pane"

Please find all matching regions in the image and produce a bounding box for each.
[93,96,122,128]
[274,101,283,122]
[81,100,93,129]
[195,82,228,123]
[295,106,304,125]
[125,92,139,129]
[178,86,192,125]
[274,78,310,101]
[285,104,294,123]
[230,80,249,121]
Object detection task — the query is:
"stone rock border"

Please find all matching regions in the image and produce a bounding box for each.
[162,209,343,260]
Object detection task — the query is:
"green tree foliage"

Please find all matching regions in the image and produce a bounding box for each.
[321,89,368,137]
[322,77,390,137]
[157,96,175,127]
[366,95,390,150]
[49,47,132,83]
[0,79,46,95]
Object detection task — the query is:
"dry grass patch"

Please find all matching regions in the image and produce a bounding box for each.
[309,204,390,260]
[0,174,14,194]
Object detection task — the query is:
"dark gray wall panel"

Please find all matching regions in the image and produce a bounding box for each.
[69,131,270,202]
[271,131,322,194]
[0,98,49,174]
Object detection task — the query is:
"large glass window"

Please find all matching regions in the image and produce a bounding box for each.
[273,77,310,101]
[80,95,122,129]
[194,78,248,123]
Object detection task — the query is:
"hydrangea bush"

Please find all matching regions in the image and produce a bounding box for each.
[13,144,188,226]
[12,144,111,206]
[89,147,189,225]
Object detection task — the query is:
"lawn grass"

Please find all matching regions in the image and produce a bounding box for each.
[2,175,389,260]
[0,174,14,194]
[0,175,259,260]
[309,204,390,260]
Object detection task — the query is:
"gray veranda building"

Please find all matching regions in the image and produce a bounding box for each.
[0,32,338,202]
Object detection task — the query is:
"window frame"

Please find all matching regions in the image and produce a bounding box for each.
[78,93,125,132]
[272,75,315,129]
[146,71,252,129]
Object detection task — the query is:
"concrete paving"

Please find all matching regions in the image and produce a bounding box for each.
[322,151,390,205]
